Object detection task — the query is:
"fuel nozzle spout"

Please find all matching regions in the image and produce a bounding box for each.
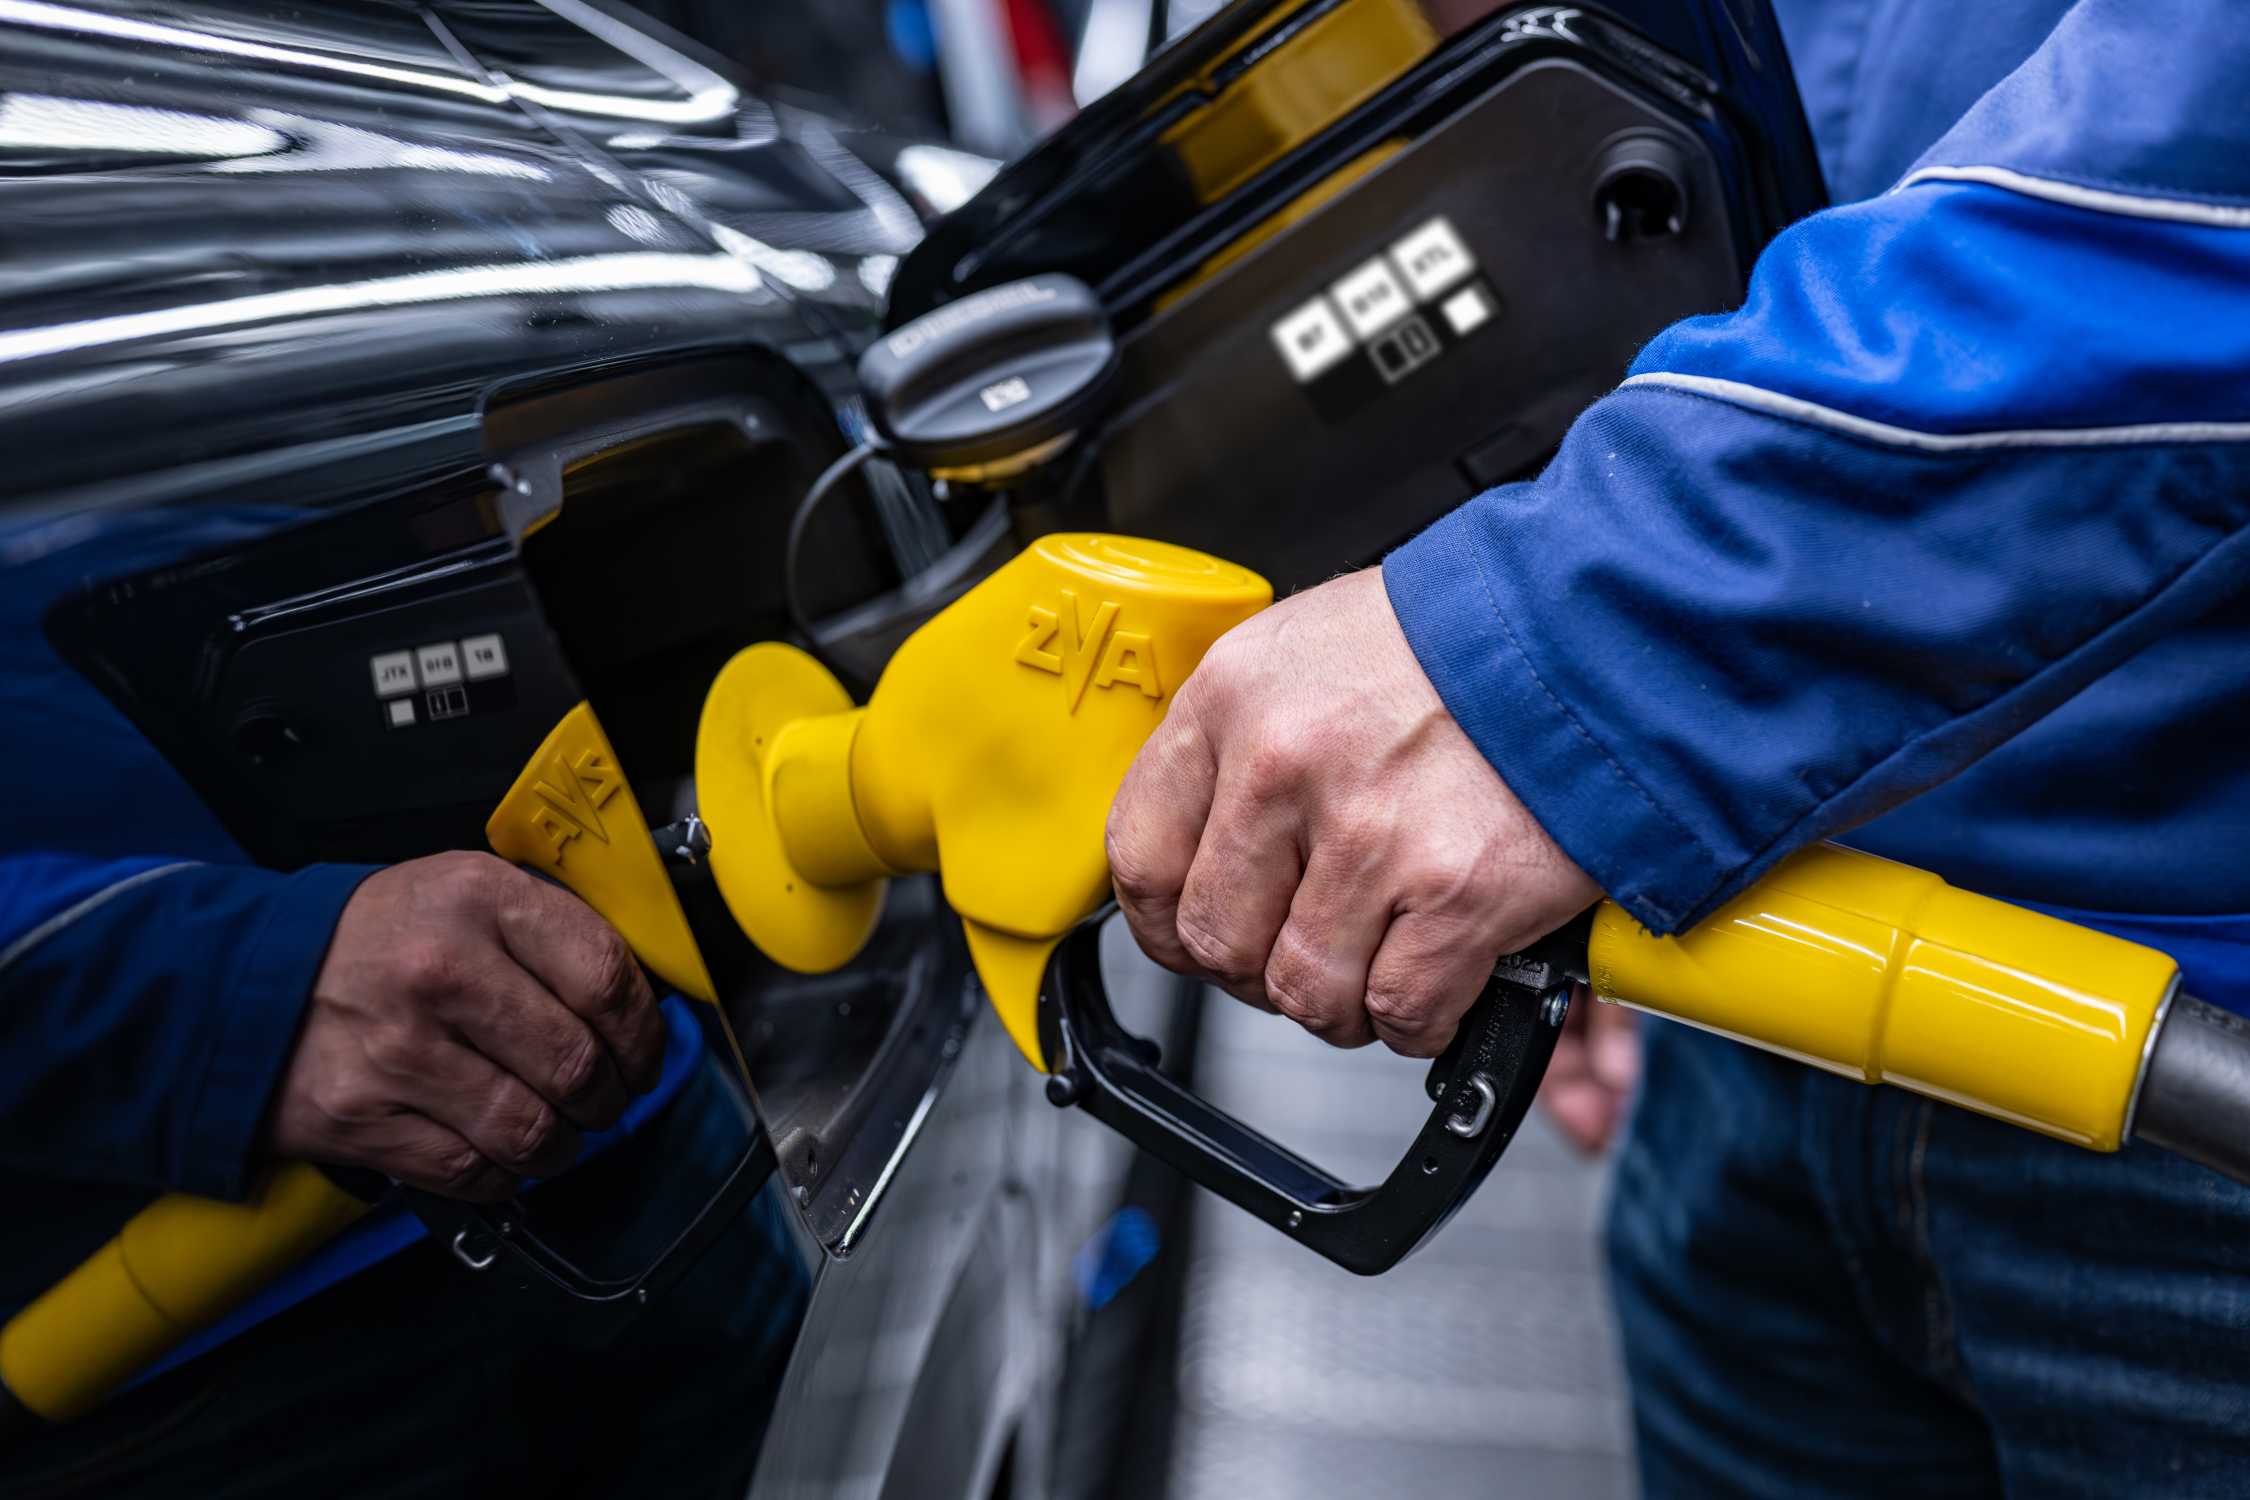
[694,533,1270,1066]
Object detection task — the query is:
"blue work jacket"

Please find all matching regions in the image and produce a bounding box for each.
[1386,0,2250,1008]
[0,505,701,1352]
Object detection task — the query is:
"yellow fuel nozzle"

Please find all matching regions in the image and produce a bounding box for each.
[695,534,1271,1067]
[692,531,2180,1150]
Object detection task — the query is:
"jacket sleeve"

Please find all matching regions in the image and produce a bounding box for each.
[1382,0,2250,933]
[0,854,375,1198]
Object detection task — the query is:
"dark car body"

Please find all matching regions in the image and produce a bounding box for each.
[1,4,1105,1493]
[2,0,1821,1492]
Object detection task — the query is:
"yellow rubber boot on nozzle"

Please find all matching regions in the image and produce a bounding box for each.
[695,534,1271,1067]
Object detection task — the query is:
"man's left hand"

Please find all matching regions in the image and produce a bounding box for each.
[1107,569,1600,1056]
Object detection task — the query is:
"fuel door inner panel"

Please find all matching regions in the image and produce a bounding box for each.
[895,0,1825,592]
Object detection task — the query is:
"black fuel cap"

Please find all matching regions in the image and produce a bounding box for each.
[858,274,1117,478]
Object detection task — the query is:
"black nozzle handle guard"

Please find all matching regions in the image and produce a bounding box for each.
[1037,911,1581,1275]
[401,1131,775,1339]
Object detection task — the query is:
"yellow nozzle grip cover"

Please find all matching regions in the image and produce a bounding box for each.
[487,701,716,1005]
[853,535,1270,932]
[699,536,1269,1071]
[850,535,1270,1065]
[1586,843,2180,1149]
[0,1165,368,1422]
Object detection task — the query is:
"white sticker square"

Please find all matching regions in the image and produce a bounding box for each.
[1269,296,1352,383]
[1330,258,1412,340]
[1442,285,1493,336]
[1390,217,1476,301]
[462,633,509,681]
[387,697,417,728]
[979,376,1032,412]
[416,641,462,687]
[370,650,417,698]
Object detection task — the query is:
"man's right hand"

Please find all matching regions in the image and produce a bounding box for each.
[267,852,667,1201]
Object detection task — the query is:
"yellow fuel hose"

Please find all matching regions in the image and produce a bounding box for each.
[0,1164,372,1431]
[1587,842,2179,1151]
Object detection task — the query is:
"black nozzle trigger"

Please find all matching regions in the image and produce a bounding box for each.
[1035,908,1583,1275]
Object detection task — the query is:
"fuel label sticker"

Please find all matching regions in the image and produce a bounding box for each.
[372,635,516,729]
[1390,217,1475,301]
[1267,215,1494,400]
[1331,257,1412,341]
[1440,285,1493,336]
[1271,296,1354,382]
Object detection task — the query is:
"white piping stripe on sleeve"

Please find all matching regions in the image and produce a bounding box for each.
[1620,373,2250,451]
[0,861,201,978]
[1895,164,2250,229]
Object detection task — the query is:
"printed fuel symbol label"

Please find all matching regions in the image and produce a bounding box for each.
[1330,257,1411,340]
[1266,214,1498,422]
[1390,217,1475,300]
[1270,296,1353,382]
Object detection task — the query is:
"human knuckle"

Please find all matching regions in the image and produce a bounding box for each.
[1163,717,1213,771]
[1175,914,1256,983]
[395,938,464,1000]
[1404,841,1488,912]
[363,1020,426,1076]
[307,1076,377,1135]
[429,1142,494,1196]
[1324,810,1392,867]
[503,1106,562,1169]
[1389,1029,1447,1059]
[581,927,639,1011]
[430,849,508,904]
[1105,833,1168,907]
[1261,967,1329,1029]
[1271,989,1355,1045]
[548,1033,604,1103]
[1262,935,1331,1011]
[1238,739,1303,802]
[1191,634,1247,685]
[1363,981,1434,1036]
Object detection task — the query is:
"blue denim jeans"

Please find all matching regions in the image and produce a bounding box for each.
[0,1056,809,1499]
[1609,1019,2250,1497]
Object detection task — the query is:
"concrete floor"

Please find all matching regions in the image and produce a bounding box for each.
[1162,994,1636,1500]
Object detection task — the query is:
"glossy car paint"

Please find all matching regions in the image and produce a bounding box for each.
[0,3,1089,1494]
[0,0,921,518]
